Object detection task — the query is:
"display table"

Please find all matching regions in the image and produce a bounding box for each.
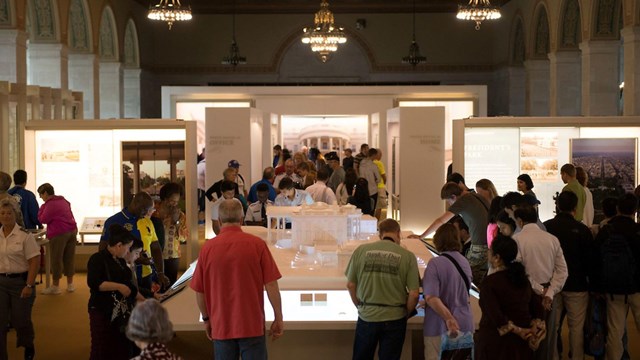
[78,217,106,245]
[163,227,481,359]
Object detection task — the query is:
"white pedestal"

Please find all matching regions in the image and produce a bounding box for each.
[69,53,99,119]
[99,61,123,119]
[622,27,640,116]
[524,59,550,116]
[580,40,620,116]
[27,43,68,90]
[0,29,27,84]
[123,68,141,118]
[549,51,581,116]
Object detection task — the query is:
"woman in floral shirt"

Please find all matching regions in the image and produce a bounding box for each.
[155,183,188,286]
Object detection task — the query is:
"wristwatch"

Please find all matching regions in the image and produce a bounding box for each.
[25,284,35,289]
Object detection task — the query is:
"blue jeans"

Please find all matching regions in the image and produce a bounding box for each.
[352,317,407,360]
[213,335,267,360]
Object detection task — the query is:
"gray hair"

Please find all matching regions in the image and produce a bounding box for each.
[219,199,244,224]
[126,299,174,344]
[0,197,21,218]
[0,172,11,192]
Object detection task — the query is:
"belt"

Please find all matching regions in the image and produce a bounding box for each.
[0,272,27,278]
[360,301,405,308]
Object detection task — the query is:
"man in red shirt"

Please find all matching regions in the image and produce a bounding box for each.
[191,199,284,359]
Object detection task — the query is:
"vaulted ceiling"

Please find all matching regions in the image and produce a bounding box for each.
[136,0,512,14]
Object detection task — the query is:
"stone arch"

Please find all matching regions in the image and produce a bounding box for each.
[0,0,16,28]
[559,0,582,49]
[123,19,139,68]
[68,0,92,53]
[272,25,376,78]
[532,3,550,58]
[509,14,526,65]
[592,0,623,39]
[27,0,60,42]
[99,5,118,61]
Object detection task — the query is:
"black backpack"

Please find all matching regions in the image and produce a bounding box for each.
[601,225,637,296]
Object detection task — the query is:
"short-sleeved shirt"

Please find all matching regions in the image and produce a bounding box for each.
[137,217,158,278]
[327,167,345,193]
[373,160,386,189]
[247,179,277,203]
[211,197,243,221]
[101,208,140,243]
[274,189,314,206]
[562,179,586,222]
[345,240,420,322]
[448,193,489,246]
[422,251,474,336]
[305,182,337,205]
[273,173,303,190]
[245,200,273,224]
[8,186,42,229]
[0,225,40,273]
[190,226,281,340]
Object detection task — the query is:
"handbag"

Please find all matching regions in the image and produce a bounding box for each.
[584,294,607,357]
[103,258,134,333]
[440,331,474,360]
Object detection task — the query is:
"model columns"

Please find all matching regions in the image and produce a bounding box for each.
[579,40,620,116]
[548,51,581,116]
[69,53,100,119]
[27,43,69,91]
[524,60,550,116]
[622,27,640,115]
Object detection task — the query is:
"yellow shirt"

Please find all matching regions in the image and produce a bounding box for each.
[373,160,386,189]
[136,217,158,278]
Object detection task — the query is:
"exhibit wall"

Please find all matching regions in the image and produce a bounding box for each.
[454,117,640,223]
[23,120,199,261]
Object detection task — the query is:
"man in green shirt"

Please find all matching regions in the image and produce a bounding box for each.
[561,163,586,222]
[345,219,420,359]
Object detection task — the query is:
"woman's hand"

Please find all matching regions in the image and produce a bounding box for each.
[118,284,131,297]
[445,318,460,337]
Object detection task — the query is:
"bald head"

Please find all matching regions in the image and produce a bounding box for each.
[219,199,244,225]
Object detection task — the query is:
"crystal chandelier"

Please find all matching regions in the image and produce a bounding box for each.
[456,0,501,30]
[222,0,246,66]
[148,0,192,30]
[402,0,426,66]
[301,0,347,63]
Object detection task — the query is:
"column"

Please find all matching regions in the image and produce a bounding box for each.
[622,27,640,115]
[27,43,68,90]
[316,137,321,149]
[99,61,123,119]
[579,40,620,116]
[329,137,334,151]
[123,68,141,118]
[524,60,550,116]
[0,30,27,84]
[549,51,581,115]
[69,53,99,119]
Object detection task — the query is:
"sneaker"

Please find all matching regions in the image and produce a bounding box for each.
[24,346,35,360]
[41,286,62,295]
[67,284,76,293]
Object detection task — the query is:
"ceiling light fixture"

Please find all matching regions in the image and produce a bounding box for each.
[301,0,347,63]
[148,0,192,30]
[222,0,246,66]
[402,0,426,67]
[456,0,501,30]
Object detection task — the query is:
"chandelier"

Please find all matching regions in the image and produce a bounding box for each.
[456,0,501,30]
[148,0,192,30]
[222,0,246,66]
[301,0,347,63]
[402,0,426,66]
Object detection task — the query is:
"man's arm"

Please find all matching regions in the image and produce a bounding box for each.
[265,280,284,340]
[547,242,569,300]
[406,289,419,314]
[346,281,359,307]
[150,241,169,287]
[195,291,212,340]
[424,294,459,334]
[409,211,455,238]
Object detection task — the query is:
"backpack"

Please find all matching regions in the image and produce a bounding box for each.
[601,225,636,296]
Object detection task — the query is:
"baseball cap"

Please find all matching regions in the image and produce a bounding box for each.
[325,152,339,161]
[228,160,241,168]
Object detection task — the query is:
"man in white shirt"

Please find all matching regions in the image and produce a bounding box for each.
[274,178,314,207]
[305,168,337,205]
[211,181,242,235]
[245,183,273,227]
[358,148,381,209]
[513,205,568,360]
[273,159,302,192]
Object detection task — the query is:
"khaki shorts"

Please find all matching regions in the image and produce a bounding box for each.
[376,190,388,209]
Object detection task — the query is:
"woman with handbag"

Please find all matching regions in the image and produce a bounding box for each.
[87,223,139,360]
[475,235,546,360]
[422,224,475,360]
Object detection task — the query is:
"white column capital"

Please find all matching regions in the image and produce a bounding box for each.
[548,51,581,63]
[579,40,620,54]
[621,26,640,42]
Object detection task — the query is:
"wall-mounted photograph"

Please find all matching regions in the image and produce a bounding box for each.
[571,138,637,223]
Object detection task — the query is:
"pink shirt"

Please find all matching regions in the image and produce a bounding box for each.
[486,223,498,248]
[190,226,281,340]
[38,195,77,238]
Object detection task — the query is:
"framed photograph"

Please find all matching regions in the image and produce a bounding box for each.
[570,138,637,223]
[520,131,559,182]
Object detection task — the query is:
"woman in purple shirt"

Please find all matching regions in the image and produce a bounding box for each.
[422,224,474,360]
